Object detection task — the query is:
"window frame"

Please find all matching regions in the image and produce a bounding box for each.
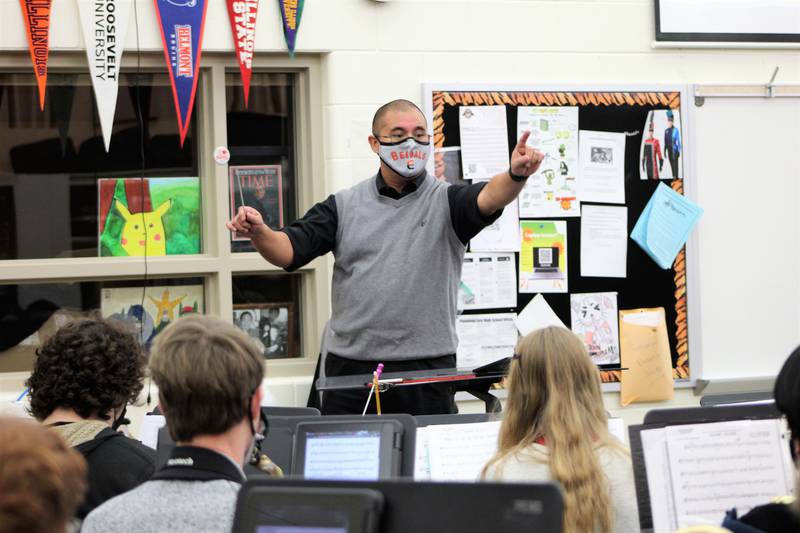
[0,52,328,379]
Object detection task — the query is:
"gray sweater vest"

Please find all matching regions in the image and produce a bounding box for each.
[325,173,465,361]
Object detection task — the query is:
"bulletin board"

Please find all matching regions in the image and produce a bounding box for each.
[423,85,698,385]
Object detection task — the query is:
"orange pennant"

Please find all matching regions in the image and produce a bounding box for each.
[19,0,52,111]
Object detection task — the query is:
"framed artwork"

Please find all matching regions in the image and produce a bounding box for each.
[98,177,201,257]
[229,165,284,241]
[101,284,204,347]
[233,303,295,359]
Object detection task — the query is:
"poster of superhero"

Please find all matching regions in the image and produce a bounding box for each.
[640,109,682,180]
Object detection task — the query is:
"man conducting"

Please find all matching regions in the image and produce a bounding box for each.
[227,100,543,415]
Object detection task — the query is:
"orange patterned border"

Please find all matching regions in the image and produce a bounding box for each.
[433,91,688,384]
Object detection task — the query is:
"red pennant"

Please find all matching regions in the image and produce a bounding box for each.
[226,1,260,108]
[19,0,52,111]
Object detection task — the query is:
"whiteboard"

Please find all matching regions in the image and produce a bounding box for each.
[657,0,800,43]
[692,94,800,380]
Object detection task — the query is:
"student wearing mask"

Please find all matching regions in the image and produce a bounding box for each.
[723,346,800,532]
[227,98,544,415]
[0,417,87,533]
[481,326,639,533]
[26,318,155,519]
[82,315,265,533]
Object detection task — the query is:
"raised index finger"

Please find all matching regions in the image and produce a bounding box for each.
[516,130,531,155]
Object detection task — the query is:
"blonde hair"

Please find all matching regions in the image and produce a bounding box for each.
[149,315,264,442]
[481,326,627,533]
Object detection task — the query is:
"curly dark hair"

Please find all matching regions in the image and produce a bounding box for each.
[26,318,146,421]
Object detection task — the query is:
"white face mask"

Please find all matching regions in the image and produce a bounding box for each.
[375,137,431,180]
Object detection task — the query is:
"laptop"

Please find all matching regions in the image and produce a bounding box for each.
[531,246,564,280]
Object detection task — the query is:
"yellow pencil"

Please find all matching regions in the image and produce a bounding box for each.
[373,372,382,415]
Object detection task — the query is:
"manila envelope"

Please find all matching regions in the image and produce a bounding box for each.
[619,307,674,406]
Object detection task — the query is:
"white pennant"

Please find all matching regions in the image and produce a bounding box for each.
[78,0,132,152]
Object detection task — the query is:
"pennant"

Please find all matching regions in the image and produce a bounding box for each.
[78,0,133,152]
[19,0,52,110]
[153,0,208,147]
[278,0,304,57]
[226,0,260,107]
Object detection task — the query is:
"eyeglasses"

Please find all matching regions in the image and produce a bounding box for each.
[373,132,432,144]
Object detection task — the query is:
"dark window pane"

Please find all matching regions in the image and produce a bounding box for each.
[0,277,205,372]
[232,274,301,359]
[226,73,296,253]
[0,72,199,260]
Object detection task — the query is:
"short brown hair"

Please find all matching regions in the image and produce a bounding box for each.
[0,418,87,533]
[149,315,264,442]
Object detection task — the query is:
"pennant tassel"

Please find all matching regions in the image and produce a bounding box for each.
[279,0,305,58]
[226,0,260,108]
[154,0,208,147]
[19,0,53,111]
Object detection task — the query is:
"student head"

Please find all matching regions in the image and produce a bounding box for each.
[368,99,430,180]
[774,346,800,456]
[484,326,622,533]
[26,318,145,426]
[0,417,87,533]
[148,315,264,465]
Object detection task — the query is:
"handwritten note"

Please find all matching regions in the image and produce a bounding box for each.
[426,421,502,481]
[631,182,703,269]
[459,106,509,180]
[619,308,674,406]
[666,419,795,529]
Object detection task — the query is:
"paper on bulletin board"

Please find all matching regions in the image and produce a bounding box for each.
[470,199,520,252]
[619,307,674,406]
[519,220,568,294]
[570,292,620,366]
[458,253,517,311]
[456,313,518,370]
[631,182,703,270]
[459,105,509,181]
[579,130,626,205]
[517,106,580,218]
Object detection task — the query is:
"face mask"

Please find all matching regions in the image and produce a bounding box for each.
[375,137,430,180]
[111,406,129,431]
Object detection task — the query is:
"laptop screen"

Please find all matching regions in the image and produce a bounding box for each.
[534,246,559,269]
[303,430,382,481]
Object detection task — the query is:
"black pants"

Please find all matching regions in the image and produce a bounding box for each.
[668,151,680,179]
[321,353,458,416]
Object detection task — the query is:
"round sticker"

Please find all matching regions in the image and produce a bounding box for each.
[213,146,230,165]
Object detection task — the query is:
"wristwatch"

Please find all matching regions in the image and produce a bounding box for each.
[508,168,529,182]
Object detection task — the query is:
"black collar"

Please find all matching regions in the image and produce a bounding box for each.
[376,170,425,199]
[152,445,246,484]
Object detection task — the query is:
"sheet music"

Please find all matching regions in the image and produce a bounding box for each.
[640,427,678,533]
[426,421,502,481]
[414,427,432,481]
[665,419,795,528]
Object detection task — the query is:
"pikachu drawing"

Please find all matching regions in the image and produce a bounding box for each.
[114,199,173,256]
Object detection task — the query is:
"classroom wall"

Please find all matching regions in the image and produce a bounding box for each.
[1,0,797,417]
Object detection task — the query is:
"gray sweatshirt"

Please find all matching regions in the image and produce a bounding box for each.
[325,173,466,361]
